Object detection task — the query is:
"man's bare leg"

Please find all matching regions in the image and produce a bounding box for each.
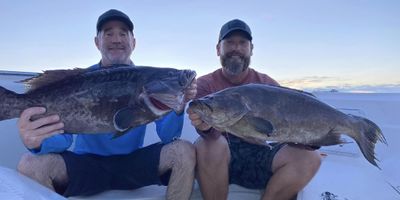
[17,153,68,192]
[195,136,230,200]
[159,139,196,200]
[262,145,321,200]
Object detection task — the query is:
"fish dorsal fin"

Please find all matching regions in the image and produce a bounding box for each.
[266,84,316,98]
[20,68,87,91]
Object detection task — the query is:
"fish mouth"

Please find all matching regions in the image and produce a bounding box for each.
[141,70,196,115]
[142,71,196,115]
[141,93,185,116]
[189,100,213,113]
[188,100,215,125]
[149,97,171,110]
[189,99,247,128]
[151,93,185,112]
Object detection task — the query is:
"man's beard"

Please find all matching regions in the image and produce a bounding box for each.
[102,45,132,66]
[104,53,130,66]
[220,52,250,76]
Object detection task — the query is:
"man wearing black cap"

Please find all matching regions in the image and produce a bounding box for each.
[188,19,321,200]
[17,9,196,199]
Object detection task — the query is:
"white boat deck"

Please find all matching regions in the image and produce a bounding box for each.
[0,71,399,200]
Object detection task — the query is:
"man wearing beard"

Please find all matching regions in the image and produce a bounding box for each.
[187,19,321,200]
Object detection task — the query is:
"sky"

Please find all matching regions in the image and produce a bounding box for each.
[0,0,399,92]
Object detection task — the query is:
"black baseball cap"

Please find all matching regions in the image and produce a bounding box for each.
[96,9,134,33]
[218,19,252,42]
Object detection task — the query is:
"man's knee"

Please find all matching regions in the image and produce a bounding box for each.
[17,153,41,176]
[195,136,230,170]
[291,149,322,176]
[275,146,321,175]
[161,139,196,170]
[173,140,196,166]
[17,153,67,180]
[195,136,229,157]
[306,150,322,173]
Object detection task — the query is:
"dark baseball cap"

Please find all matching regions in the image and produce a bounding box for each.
[96,9,134,33]
[219,19,252,42]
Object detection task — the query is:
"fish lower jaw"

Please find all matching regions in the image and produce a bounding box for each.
[141,94,171,116]
[150,93,186,113]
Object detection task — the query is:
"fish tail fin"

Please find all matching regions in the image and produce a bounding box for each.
[0,86,25,121]
[348,115,387,169]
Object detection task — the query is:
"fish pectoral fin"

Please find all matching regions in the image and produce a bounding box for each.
[244,115,274,136]
[113,107,135,132]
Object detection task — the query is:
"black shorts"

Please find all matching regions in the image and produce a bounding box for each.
[227,134,285,189]
[60,142,171,197]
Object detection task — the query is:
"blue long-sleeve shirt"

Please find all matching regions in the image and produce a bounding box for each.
[30,63,184,155]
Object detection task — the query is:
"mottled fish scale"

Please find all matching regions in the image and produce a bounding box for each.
[189,83,387,168]
[0,65,196,136]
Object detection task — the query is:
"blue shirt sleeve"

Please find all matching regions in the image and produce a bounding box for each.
[29,134,73,155]
[155,111,184,144]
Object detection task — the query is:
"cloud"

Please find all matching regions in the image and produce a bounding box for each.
[280,76,342,85]
[318,84,400,93]
[279,76,400,93]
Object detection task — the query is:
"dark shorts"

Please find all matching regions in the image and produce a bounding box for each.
[60,142,171,197]
[227,134,285,189]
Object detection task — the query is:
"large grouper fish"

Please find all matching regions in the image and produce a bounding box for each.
[0,65,196,136]
[189,83,387,168]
